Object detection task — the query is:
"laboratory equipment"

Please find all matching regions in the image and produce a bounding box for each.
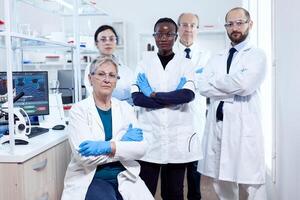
[0,71,50,137]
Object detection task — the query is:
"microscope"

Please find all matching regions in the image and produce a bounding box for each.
[0,92,31,145]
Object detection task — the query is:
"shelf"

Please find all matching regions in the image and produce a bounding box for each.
[78,0,108,16]
[23,63,87,67]
[80,48,98,54]
[16,0,73,15]
[10,32,75,49]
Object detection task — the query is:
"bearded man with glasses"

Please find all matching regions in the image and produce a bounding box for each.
[197,7,267,200]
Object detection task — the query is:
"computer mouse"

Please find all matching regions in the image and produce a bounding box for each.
[52,124,66,130]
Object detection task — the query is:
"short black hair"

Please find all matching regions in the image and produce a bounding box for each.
[94,25,118,44]
[154,18,178,32]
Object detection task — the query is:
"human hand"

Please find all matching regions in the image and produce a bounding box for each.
[121,124,143,141]
[136,73,154,97]
[195,67,204,74]
[176,77,187,90]
[78,140,112,157]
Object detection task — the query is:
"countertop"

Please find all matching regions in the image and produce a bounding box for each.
[0,129,68,163]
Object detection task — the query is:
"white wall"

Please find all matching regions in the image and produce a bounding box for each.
[96,0,241,68]
[274,0,300,199]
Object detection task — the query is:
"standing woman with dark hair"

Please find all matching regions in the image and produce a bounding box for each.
[84,25,133,104]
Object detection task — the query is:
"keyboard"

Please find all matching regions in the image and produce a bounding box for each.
[28,127,49,138]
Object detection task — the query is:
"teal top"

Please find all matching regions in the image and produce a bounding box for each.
[94,106,125,186]
[97,107,112,141]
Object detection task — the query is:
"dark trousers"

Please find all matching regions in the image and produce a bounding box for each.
[139,160,186,200]
[85,178,123,200]
[186,161,202,200]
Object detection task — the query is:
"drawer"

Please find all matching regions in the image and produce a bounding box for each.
[21,147,56,200]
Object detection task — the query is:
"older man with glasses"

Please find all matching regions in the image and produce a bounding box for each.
[197,7,267,200]
[174,12,211,200]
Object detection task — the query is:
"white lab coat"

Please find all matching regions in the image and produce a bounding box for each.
[84,61,134,102]
[174,41,211,159]
[62,96,154,200]
[131,52,201,164]
[197,42,266,184]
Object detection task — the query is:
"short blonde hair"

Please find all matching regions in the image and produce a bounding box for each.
[89,56,119,75]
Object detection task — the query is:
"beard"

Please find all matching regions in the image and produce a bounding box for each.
[228,28,249,44]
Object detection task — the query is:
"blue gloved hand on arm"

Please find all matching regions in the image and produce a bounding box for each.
[195,67,204,74]
[176,77,187,90]
[136,73,154,97]
[78,140,112,157]
[121,123,143,141]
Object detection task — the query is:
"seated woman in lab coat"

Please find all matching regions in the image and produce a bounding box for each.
[62,56,153,200]
[84,25,134,104]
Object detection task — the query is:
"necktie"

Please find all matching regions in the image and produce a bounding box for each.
[216,47,237,121]
[184,48,191,59]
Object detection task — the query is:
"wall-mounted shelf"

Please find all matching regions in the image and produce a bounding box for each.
[11,32,75,49]
[17,0,73,15]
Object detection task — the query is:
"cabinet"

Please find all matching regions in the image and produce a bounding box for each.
[0,139,71,200]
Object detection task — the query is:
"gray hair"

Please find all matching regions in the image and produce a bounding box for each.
[177,13,199,27]
[89,55,119,75]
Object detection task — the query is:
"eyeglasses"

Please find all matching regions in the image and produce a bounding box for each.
[91,71,120,81]
[97,36,117,43]
[224,20,249,29]
[152,32,177,39]
[179,23,199,30]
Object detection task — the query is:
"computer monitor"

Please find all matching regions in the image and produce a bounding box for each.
[57,69,86,104]
[0,71,49,116]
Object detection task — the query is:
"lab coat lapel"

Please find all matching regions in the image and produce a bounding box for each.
[229,43,253,73]
[87,96,104,131]
[111,98,122,138]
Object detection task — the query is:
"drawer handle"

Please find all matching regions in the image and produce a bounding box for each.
[32,159,48,171]
[37,192,49,200]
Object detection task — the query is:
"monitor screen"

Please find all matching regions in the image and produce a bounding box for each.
[58,69,86,104]
[0,71,49,116]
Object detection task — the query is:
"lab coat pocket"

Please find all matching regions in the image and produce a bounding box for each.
[188,132,203,158]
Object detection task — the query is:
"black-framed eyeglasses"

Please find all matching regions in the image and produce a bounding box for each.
[224,20,249,29]
[152,32,177,39]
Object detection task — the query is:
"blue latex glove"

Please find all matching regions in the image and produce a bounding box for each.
[195,67,204,74]
[176,77,187,90]
[121,124,143,141]
[136,73,154,97]
[78,140,112,157]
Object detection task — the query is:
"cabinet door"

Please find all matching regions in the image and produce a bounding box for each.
[0,164,22,200]
[55,140,72,199]
[22,148,56,200]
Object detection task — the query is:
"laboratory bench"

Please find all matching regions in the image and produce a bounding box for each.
[0,130,71,200]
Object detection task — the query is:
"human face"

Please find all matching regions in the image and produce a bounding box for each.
[225,9,252,45]
[95,29,117,56]
[178,14,199,47]
[153,22,177,56]
[89,61,118,97]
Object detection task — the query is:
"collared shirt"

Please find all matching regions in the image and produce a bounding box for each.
[230,36,250,58]
[178,41,197,59]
